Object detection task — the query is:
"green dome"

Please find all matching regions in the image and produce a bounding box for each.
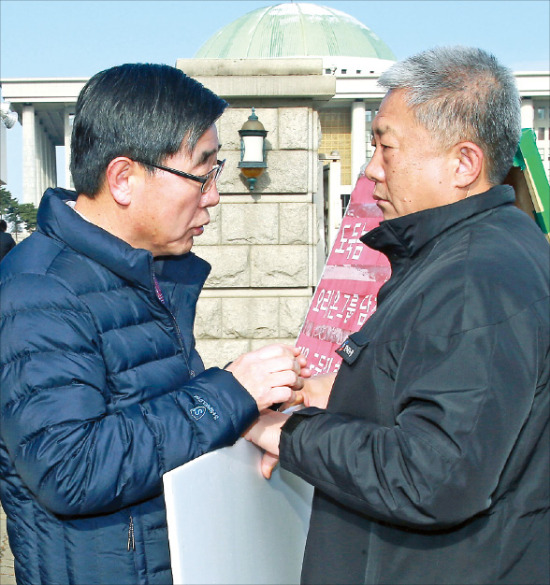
[195,3,396,60]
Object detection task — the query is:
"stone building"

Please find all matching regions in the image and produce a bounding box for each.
[1,2,549,367]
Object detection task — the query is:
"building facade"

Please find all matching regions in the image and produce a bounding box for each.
[1,3,549,367]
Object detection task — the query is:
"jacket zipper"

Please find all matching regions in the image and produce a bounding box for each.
[150,270,195,378]
[127,515,135,551]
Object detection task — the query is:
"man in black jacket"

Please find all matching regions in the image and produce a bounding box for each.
[0,219,15,260]
[246,46,549,584]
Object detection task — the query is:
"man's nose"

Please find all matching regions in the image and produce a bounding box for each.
[201,184,220,208]
[364,152,383,183]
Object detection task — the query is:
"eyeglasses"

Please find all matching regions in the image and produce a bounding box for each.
[134,158,226,194]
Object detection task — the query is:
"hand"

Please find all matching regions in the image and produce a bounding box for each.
[278,372,336,411]
[260,452,280,480]
[244,410,289,478]
[226,344,310,411]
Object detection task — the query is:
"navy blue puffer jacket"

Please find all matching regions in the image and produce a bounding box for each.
[0,188,258,585]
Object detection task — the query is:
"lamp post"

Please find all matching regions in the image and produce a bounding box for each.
[238,108,267,191]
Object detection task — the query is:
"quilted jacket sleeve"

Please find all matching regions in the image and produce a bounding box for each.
[0,271,258,517]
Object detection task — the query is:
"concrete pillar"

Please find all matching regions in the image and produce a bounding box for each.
[36,123,45,200]
[327,155,342,249]
[22,104,37,205]
[47,131,56,187]
[64,106,73,189]
[521,99,534,129]
[314,160,326,279]
[42,124,56,192]
[351,100,366,185]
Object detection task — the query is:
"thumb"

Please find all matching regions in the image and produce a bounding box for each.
[260,452,280,479]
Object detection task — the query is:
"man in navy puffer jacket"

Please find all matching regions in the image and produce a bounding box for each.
[0,63,306,585]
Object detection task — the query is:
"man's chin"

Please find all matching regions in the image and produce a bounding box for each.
[153,240,193,258]
[176,241,194,256]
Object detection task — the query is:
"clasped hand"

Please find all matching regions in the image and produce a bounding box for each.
[225,344,311,412]
[244,372,336,479]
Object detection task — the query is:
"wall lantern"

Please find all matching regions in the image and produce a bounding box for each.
[238,108,267,191]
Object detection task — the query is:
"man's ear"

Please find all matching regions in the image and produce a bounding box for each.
[105,157,136,206]
[452,141,484,189]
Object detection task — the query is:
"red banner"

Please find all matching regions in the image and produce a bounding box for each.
[296,177,391,375]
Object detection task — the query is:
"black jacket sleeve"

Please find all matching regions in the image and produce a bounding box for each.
[280,306,545,530]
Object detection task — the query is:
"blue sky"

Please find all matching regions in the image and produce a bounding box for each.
[1,0,549,199]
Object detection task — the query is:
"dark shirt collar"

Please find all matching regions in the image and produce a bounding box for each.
[361,185,516,260]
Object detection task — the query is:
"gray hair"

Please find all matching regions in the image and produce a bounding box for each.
[378,46,521,185]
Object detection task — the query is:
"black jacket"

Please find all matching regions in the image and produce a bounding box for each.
[280,186,550,584]
[0,230,15,261]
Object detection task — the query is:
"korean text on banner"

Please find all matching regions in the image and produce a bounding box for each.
[296,176,391,375]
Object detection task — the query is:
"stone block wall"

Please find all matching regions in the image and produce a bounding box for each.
[192,105,322,368]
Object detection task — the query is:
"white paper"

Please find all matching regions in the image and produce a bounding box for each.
[163,438,313,585]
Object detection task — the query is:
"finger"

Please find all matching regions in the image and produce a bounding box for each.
[292,346,307,359]
[290,390,305,406]
[261,452,280,479]
[269,370,301,389]
[265,385,293,407]
[254,344,294,360]
[279,390,304,411]
[292,376,305,391]
[300,366,312,379]
[262,355,300,375]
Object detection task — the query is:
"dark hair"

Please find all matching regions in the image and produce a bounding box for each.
[70,63,227,196]
[0,219,7,232]
[378,46,521,185]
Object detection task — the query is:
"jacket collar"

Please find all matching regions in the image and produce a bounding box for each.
[37,187,210,290]
[361,185,516,259]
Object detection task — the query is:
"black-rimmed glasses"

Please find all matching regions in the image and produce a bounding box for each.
[134,159,226,194]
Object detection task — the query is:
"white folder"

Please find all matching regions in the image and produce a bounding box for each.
[163,438,313,585]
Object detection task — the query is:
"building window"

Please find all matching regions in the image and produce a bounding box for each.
[538,127,545,141]
[341,193,351,215]
[319,109,352,185]
[537,107,546,120]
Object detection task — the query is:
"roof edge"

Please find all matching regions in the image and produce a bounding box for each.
[176,58,325,77]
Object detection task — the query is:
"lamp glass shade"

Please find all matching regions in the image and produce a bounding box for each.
[242,135,265,163]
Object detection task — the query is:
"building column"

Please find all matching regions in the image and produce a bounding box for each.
[36,122,44,201]
[47,128,56,188]
[37,122,56,197]
[64,106,73,189]
[327,154,342,250]
[351,100,366,185]
[22,104,37,205]
[521,98,534,130]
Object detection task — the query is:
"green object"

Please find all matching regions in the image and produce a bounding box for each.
[194,3,396,60]
[513,128,550,235]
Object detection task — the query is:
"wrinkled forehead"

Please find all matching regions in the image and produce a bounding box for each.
[371,90,420,136]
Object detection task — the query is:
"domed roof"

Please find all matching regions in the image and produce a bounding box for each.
[195,2,396,60]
